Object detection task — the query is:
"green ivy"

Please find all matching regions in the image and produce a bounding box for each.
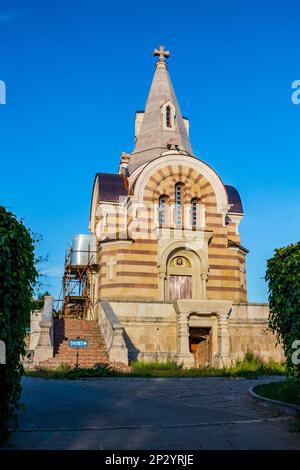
[265,241,300,376]
[0,207,38,442]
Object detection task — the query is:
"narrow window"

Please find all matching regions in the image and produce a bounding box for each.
[158,195,168,226]
[175,183,184,225]
[191,198,201,228]
[166,105,172,128]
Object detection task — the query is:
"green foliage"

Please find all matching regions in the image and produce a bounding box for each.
[26,364,117,380]
[0,207,38,442]
[228,351,285,379]
[265,241,300,375]
[131,360,182,372]
[254,379,300,407]
[25,353,285,380]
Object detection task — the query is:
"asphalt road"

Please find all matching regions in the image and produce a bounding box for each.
[2,376,300,450]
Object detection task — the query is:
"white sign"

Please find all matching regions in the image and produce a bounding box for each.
[0,340,6,364]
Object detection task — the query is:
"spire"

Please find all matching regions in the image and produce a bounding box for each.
[128,45,193,174]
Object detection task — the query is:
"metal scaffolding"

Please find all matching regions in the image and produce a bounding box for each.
[59,239,98,318]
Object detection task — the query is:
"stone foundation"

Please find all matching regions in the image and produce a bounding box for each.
[229,303,283,363]
[96,300,284,367]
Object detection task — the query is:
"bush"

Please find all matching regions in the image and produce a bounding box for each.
[0,207,38,442]
[265,241,300,376]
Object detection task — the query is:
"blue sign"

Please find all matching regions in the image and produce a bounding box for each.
[69,339,88,348]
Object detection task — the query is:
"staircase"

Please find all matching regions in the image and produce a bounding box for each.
[40,318,109,369]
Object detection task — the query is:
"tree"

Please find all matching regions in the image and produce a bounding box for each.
[265,241,300,376]
[0,207,38,442]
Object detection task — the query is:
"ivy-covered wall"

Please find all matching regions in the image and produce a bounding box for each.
[266,241,300,375]
[0,207,38,442]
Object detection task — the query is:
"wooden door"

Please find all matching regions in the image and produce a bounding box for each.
[196,339,210,366]
[189,328,211,368]
[169,275,192,300]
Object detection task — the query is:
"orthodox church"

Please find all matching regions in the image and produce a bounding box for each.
[87,46,281,368]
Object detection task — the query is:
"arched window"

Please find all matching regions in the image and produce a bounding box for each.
[158,195,168,226]
[166,105,172,128]
[161,102,176,131]
[175,183,184,225]
[191,198,201,228]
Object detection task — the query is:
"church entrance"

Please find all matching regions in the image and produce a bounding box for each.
[189,327,211,368]
[164,248,208,301]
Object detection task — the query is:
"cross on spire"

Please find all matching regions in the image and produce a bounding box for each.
[154,45,170,62]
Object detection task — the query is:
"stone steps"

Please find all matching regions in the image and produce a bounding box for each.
[40,318,109,369]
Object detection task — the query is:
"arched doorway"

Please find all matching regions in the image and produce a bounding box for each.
[158,241,209,301]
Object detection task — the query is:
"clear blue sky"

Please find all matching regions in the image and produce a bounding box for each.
[0,0,299,301]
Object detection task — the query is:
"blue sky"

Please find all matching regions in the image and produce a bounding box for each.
[0,0,299,301]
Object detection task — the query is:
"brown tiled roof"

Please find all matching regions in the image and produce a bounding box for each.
[96,174,243,215]
[97,173,128,203]
[225,185,243,214]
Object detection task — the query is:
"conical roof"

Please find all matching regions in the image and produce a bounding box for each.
[128,46,193,174]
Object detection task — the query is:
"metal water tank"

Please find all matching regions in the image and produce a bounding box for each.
[70,234,97,266]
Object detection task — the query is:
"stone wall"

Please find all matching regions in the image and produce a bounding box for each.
[109,300,177,361]
[97,301,129,365]
[25,296,54,366]
[28,309,43,351]
[229,303,284,362]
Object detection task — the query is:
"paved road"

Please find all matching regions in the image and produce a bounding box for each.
[2,376,300,450]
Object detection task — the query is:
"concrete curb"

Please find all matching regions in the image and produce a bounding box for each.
[249,385,300,417]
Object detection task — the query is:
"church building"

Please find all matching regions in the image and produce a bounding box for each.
[87,46,282,368]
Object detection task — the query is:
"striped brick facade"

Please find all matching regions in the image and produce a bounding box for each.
[91,160,247,303]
